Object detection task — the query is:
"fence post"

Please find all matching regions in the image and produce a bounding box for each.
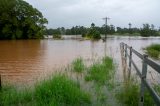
[139,54,148,106]
[122,43,125,57]
[125,44,127,64]
[121,43,124,57]
[128,46,132,79]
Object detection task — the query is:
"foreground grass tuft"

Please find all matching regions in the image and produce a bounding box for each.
[85,56,115,86]
[35,74,91,105]
[0,74,91,106]
[116,80,139,106]
[116,79,159,106]
[72,57,85,73]
[145,44,160,59]
[0,87,34,106]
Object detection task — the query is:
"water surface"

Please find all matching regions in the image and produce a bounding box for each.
[0,36,159,86]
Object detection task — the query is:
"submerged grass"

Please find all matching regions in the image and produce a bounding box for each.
[83,56,119,106]
[72,57,85,73]
[145,44,160,59]
[85,56,115,86]
[0,74,91,106]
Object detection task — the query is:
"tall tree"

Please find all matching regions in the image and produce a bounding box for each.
[0,0,48,39]
[140,24,151,37]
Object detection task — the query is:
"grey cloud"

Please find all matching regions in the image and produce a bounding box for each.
[25,0,160,28]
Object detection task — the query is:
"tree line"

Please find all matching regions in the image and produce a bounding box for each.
[44,23,160,37]
[0,0,159,40]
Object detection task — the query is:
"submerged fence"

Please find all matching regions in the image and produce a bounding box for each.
[120,42,160,106]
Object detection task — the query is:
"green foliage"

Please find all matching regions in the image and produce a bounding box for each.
[53,34,62,39]
[0,0,48,39]
[85,56,114,86]
[72,57,85,73]
[84,23,101,40]
[140,24,151,37]
[45,23,160,37]
[140,24,160,37]
[0,74,91,106]
[145,44,160,59]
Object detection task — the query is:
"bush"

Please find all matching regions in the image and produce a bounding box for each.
[53,34,62,39]
[82,23,101,40]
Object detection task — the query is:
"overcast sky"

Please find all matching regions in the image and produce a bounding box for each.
[25,0,160,29]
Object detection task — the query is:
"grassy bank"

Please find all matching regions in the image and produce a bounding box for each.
[145,44,160,59]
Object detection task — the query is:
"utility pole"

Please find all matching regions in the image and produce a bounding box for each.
[128,23,132,34]
[103,17,110,40]
[128,23,132,29]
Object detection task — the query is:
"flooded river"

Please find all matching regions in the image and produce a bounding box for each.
[0,36,160,86]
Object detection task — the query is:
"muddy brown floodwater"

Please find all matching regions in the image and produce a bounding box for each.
[0,36,160,87]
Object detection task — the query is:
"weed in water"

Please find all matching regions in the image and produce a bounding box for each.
[72,57,85,73]
[85,56,115,86]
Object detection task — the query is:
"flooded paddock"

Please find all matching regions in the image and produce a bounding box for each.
[0,36,159,86]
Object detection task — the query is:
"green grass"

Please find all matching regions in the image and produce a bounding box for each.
[72,57,85,73]
[116,79,159,106]
[116,79,139,106]
[85,56,115,86]
[145,44,160,59]
[0,86,34,106]
[0,74,91,106]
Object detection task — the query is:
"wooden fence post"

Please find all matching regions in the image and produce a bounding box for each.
[125,44,127,64]
[139,54,148,106]
[121,43,124,57]
[128,46,132,79]
[122,43,124,57]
